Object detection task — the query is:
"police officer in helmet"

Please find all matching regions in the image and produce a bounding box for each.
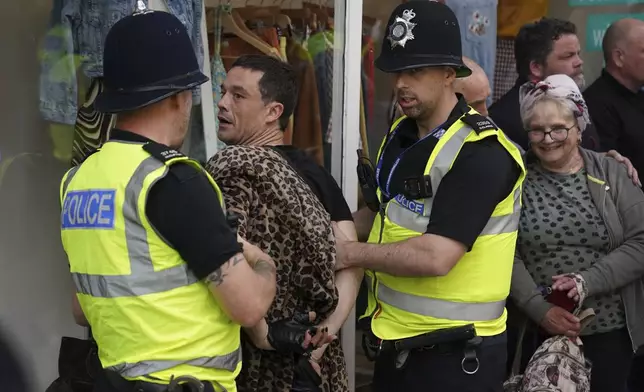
[60,5,277,392]
[339,2,526,391]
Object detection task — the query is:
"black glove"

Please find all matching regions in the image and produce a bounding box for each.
[267,312,318,355]
[291,356,322,392]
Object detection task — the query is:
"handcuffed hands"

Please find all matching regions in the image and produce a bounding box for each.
[267,311,336,355]
[552,273,588,305]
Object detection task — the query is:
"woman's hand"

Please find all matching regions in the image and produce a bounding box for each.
[606,150,641,186]
[540,307,581,338]
[552,273,588,305]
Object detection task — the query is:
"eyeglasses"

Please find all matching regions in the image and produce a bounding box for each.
[526,124,576,143]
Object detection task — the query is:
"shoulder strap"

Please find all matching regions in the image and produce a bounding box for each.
[142,142,188,165]
[143,142,225,209]
[459,112,498,134]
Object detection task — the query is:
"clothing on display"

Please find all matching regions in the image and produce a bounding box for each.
[71,79,116,166]
[39,0,205,126]
[493,38,518,102]
[39,0,206,166]
[210,6,230,152]
[445,0,498,105]
[207,3,352,167]
[497,0,549,38]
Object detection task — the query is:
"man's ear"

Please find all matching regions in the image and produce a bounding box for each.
[529,60,544,80]
[613,48,625,68]
[265,102,284,125]
[168,90,191,111]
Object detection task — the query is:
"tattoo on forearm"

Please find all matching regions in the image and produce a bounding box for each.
[254,259,276,278]
[205,254,245,287]
[231,254,244,266]
[205,268,226,286]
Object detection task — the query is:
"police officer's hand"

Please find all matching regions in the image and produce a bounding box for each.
[267,311,336,355]
[540,307,581,338]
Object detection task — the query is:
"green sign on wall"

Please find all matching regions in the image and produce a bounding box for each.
[586,13,644,51]
[570,0,644,6]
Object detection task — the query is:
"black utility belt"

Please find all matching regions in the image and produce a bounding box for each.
[103,370,213,392]
[378,324,478,353]
[378,324,483,375]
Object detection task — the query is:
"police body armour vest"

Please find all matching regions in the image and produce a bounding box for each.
[60,140,241,390]
[363,111,526,340]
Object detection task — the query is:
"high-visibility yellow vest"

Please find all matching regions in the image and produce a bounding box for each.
[362,111,526,340]
[60,140,241,390]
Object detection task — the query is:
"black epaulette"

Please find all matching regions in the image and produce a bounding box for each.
[460,113,498,134]
[143,142,186,163]
[143,142,201,182]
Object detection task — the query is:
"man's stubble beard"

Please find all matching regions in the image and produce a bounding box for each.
[574,73,585,89]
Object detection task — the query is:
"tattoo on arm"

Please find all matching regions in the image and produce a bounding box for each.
[253,259,276,279]
[205,254,245,287]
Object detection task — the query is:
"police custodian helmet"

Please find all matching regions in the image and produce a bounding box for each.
[95,8,209,113]
[376,0,471,78]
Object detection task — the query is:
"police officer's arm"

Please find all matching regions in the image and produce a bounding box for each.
[146,164,276,328]
[204,239,277,327]
[335,139,521,276]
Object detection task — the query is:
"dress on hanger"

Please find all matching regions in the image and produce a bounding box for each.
[307,30,334,169]
[287,38,323,165]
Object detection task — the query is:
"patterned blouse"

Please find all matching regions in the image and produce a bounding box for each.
[206,146,349,392]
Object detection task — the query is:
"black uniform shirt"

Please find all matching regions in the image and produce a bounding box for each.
[272,145,353,222]
[377,96,522,249]
[110,129,241,280]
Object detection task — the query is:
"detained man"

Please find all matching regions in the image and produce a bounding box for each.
[207,54,361,392]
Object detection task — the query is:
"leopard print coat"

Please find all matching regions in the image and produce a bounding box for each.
[206,146,349,392]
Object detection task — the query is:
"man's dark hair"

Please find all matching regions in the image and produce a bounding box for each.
[231,54,298,130]
[514,18,577,78]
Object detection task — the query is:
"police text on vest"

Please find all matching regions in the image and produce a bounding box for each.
[62,190,116,229]
[394,194,424,214]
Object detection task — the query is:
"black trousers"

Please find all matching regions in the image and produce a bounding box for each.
[630,354,644,392]
[373,333,507,392]
[583,328,633,392]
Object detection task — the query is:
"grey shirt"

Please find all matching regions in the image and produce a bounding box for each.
[517,162,626,334]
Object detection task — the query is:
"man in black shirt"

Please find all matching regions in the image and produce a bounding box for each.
[338,2,524,391]
[489,18,603,151]
[584,18,644,391]
[585,18,644,180]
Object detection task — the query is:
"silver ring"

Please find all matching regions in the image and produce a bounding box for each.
[461,357,480,375]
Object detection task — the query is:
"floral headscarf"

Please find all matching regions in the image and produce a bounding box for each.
[519,74,591,134]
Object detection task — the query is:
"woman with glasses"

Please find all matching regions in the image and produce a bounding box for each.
[509,74,644,392]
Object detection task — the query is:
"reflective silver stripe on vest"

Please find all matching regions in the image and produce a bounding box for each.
[65,157,199,298]
[106,347,242,377]
[365,272,505,321]
[378,281,505,321]
[386,124,521,236]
